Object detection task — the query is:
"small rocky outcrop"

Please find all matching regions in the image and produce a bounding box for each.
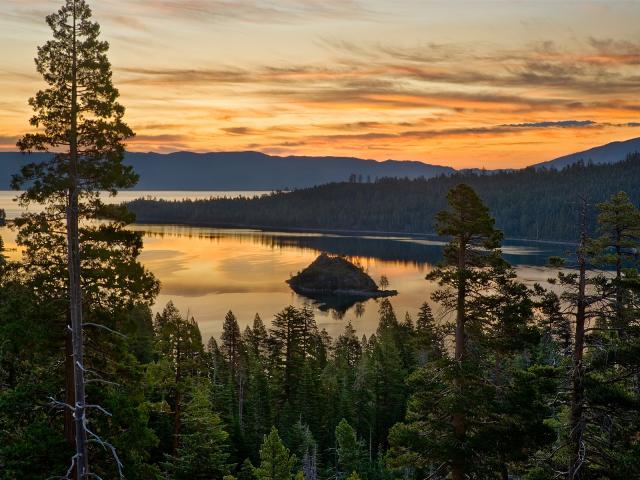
[287,253,397,302]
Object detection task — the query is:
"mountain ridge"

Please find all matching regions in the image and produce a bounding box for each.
[532,136,640,169]
[0,136,638,190]
[0,151,454,190]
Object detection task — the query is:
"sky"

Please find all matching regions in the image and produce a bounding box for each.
[1,0,639,169]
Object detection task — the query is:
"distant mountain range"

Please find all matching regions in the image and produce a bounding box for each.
[0,136,638,190]
[532,137,640,170]
[0,151,454,190]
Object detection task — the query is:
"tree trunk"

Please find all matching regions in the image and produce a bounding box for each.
[67,4,89,477]
[614,237,623,332]
[173,348,182,455]
[238,373,244,429]
[64,323,75,443]
[451,238,467,480]
[569,204,588,479]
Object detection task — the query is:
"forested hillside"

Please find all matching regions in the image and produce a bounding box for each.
[128,153,640,242]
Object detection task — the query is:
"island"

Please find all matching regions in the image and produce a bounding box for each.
[287,253,397,311]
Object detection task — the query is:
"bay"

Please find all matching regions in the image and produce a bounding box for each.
[0,190,570,341]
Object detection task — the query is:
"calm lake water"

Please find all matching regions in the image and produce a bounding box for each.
[0,191,571,341]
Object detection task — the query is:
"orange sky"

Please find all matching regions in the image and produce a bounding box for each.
[1,0,639,168]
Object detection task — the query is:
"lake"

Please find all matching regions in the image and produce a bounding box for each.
[0,191,571,341]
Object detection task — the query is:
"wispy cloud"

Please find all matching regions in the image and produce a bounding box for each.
[503,120,597,128]
[126,0,376,25]
[587,37,640,65]
[305,121,611,143]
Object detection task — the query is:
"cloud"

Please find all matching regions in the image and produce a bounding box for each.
[304,120,622,144]
[0,135,20,148]
[587,37,640,64]
[221,127,257,136]
[103,13,149,31]
[315,36,640,95]
[119,67,250,85]
[126,0,375,25]
[132,122,186,131]
[0,3,50,26]
[503,120,597,128]
[129,134,192,151]
[117,37,640,117]
[133,134,189,142]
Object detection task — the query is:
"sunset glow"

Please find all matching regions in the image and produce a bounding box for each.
[1,0,639,168]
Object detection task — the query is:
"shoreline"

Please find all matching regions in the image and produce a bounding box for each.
[127,218,577,247]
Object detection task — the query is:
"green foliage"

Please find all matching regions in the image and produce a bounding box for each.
[414,302,444,365]
[163,385,231,479]
[238,458,257,480]
[390,184,554,479]
[13,0,157,309]
[254,427,297,480]
[335,419,366,478]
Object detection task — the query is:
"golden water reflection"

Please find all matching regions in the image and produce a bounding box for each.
[0,223,566,342]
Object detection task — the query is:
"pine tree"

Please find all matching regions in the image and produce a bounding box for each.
[364,310,407,456]
[241,338,272,457]
[335,419,365,479]
[587,192,640,476]
[415,302,444,365]
[591,191,640,329]
[154,302,205,455]
[269,306,320,418]
[221,310,247,436]
[289,420,318,480]
[245,313,270,359]
[14,1,155,476]
[238,458,257,480]
[430,184,504,479]
[376,299,398,334]
[335,322,362,370]
[566,200,591,479]
[163,385,231,479]
[222,311,244,377]
[254,427,297,480]
[553,192,640,478]
[390,184,554,479]
[0,268,72,479]
[0,235,6,273]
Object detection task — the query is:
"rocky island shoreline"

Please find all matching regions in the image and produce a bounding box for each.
[286,253,397,308]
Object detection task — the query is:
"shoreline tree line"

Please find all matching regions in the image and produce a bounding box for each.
[126,155,640,243]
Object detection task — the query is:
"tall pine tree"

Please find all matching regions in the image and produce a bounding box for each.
[14,1,155,476]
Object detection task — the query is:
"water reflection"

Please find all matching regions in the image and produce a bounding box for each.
[129,225,564,340]
[134,225,569,268]
[0,221,566,342]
